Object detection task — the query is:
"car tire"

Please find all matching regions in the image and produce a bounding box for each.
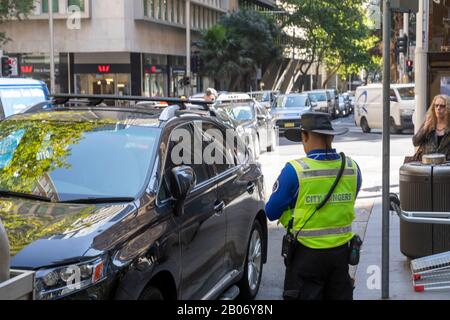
[238,220,264,300]
[254,135,260,159]
[361,117,371,133]
[267,129,277,152]
[139,285,164,300]
[390,118,401,134]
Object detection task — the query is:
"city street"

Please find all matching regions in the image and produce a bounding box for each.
[256,114,416,300]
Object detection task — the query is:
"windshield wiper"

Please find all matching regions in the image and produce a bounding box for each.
[60,197,135,204]
[0,190,52,202]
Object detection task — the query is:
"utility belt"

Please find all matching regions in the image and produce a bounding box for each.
[281,228,362,266]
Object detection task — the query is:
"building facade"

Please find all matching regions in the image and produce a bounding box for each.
[2,0,238,96]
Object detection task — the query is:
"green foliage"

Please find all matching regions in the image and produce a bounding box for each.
[0,0,34,45]
[281,0,379,86]
[0,112,114,194]
[194,10,282,90]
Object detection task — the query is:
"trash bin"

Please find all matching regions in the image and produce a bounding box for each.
[400,161,450,258]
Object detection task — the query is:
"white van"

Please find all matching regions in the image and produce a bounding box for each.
[354,83,415,133]
[0,78,49,119]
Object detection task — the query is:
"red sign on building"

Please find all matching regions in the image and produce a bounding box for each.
[21,66,33,73]
[97,65,111,73]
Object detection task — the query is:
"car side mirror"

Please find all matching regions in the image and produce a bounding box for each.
[390,96,398,102]
[171,166,196,215]
[171,166,196,200]
[257,115,265,120]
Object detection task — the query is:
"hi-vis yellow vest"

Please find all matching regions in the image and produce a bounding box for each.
[279,156,358,249]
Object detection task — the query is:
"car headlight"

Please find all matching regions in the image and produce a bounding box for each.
[35,257,107,300]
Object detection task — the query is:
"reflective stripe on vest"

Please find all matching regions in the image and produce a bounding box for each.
[299,168,355,179]
[293,225,352,238]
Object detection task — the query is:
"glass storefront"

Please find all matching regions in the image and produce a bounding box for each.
[75,74,131,96]
[143,54,168,97]
[430,0,450,52]
[16,53,62,92]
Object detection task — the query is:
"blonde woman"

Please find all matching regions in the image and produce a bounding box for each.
[412,94,450,160]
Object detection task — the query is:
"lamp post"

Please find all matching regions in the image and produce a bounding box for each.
[185,0,191,97]
[49,0,56,94]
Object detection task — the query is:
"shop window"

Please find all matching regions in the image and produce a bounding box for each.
[42,0,59,13]
[158,0,162,19]
[164,0,168,21]
[68,0,85,12]
[430,0,450,52]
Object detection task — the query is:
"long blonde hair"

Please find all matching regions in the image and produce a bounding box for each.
[423,94,450,134]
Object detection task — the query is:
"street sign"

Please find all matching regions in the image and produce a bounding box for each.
[390,0,419,12]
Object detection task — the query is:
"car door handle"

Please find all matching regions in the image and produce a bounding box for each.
[214,201,226,213]
[247,182,256,194]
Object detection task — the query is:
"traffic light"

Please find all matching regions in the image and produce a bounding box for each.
[396,35,408,54]
[406,59,413,72]
[191,55,199,74]
[183,76,191,86]
[1,56,12,77]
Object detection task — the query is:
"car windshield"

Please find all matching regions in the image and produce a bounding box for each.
[309,92,327,102]
[280,95,308,108]
[0,87,47,117]
[0,111,159,202]
[397,87,415,101]
[219,103,255,123]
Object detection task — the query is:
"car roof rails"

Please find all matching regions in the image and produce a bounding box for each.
[25,94,216,120]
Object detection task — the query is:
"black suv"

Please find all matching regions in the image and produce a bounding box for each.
[0,95,268,300]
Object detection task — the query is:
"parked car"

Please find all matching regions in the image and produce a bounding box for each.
[247,91,279,110]
[304,90,332,114]
[338,95,350,117]
[343,92,355,114]
[270,93,313,134]
[1,95,268,300]
[354,83,415,133]
[326,89,339,119]
[0,78,49,119]
[215,93,278,158]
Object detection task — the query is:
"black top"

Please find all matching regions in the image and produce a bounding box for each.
[438,134,444,147]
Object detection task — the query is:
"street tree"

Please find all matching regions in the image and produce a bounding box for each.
[281,0,378,90]
[0,0,34,45]
[194,10,282,91]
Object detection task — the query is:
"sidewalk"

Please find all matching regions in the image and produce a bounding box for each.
[354,198,450,300]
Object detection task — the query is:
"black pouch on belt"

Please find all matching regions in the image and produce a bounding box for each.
[348,234,363,266]
[282,219,296,267]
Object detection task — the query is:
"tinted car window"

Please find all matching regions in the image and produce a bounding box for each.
[0,112,159,202]
[397,87,414,100]
[217,102,255,124]
[0,87,47,117]
[309,92,327,102]
[200,122,235,174]
[167,123,209,185]
[281,95,308,108]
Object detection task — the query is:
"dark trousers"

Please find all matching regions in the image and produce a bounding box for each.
[283,241,353,300]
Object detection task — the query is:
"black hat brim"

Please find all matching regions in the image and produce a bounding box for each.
[284,128,349,142]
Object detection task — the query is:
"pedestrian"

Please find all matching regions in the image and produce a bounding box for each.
[411,94,450,161]
[265,112,362,300]
[204,88,217,102]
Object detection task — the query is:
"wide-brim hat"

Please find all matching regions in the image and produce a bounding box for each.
[284,112,349,142]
